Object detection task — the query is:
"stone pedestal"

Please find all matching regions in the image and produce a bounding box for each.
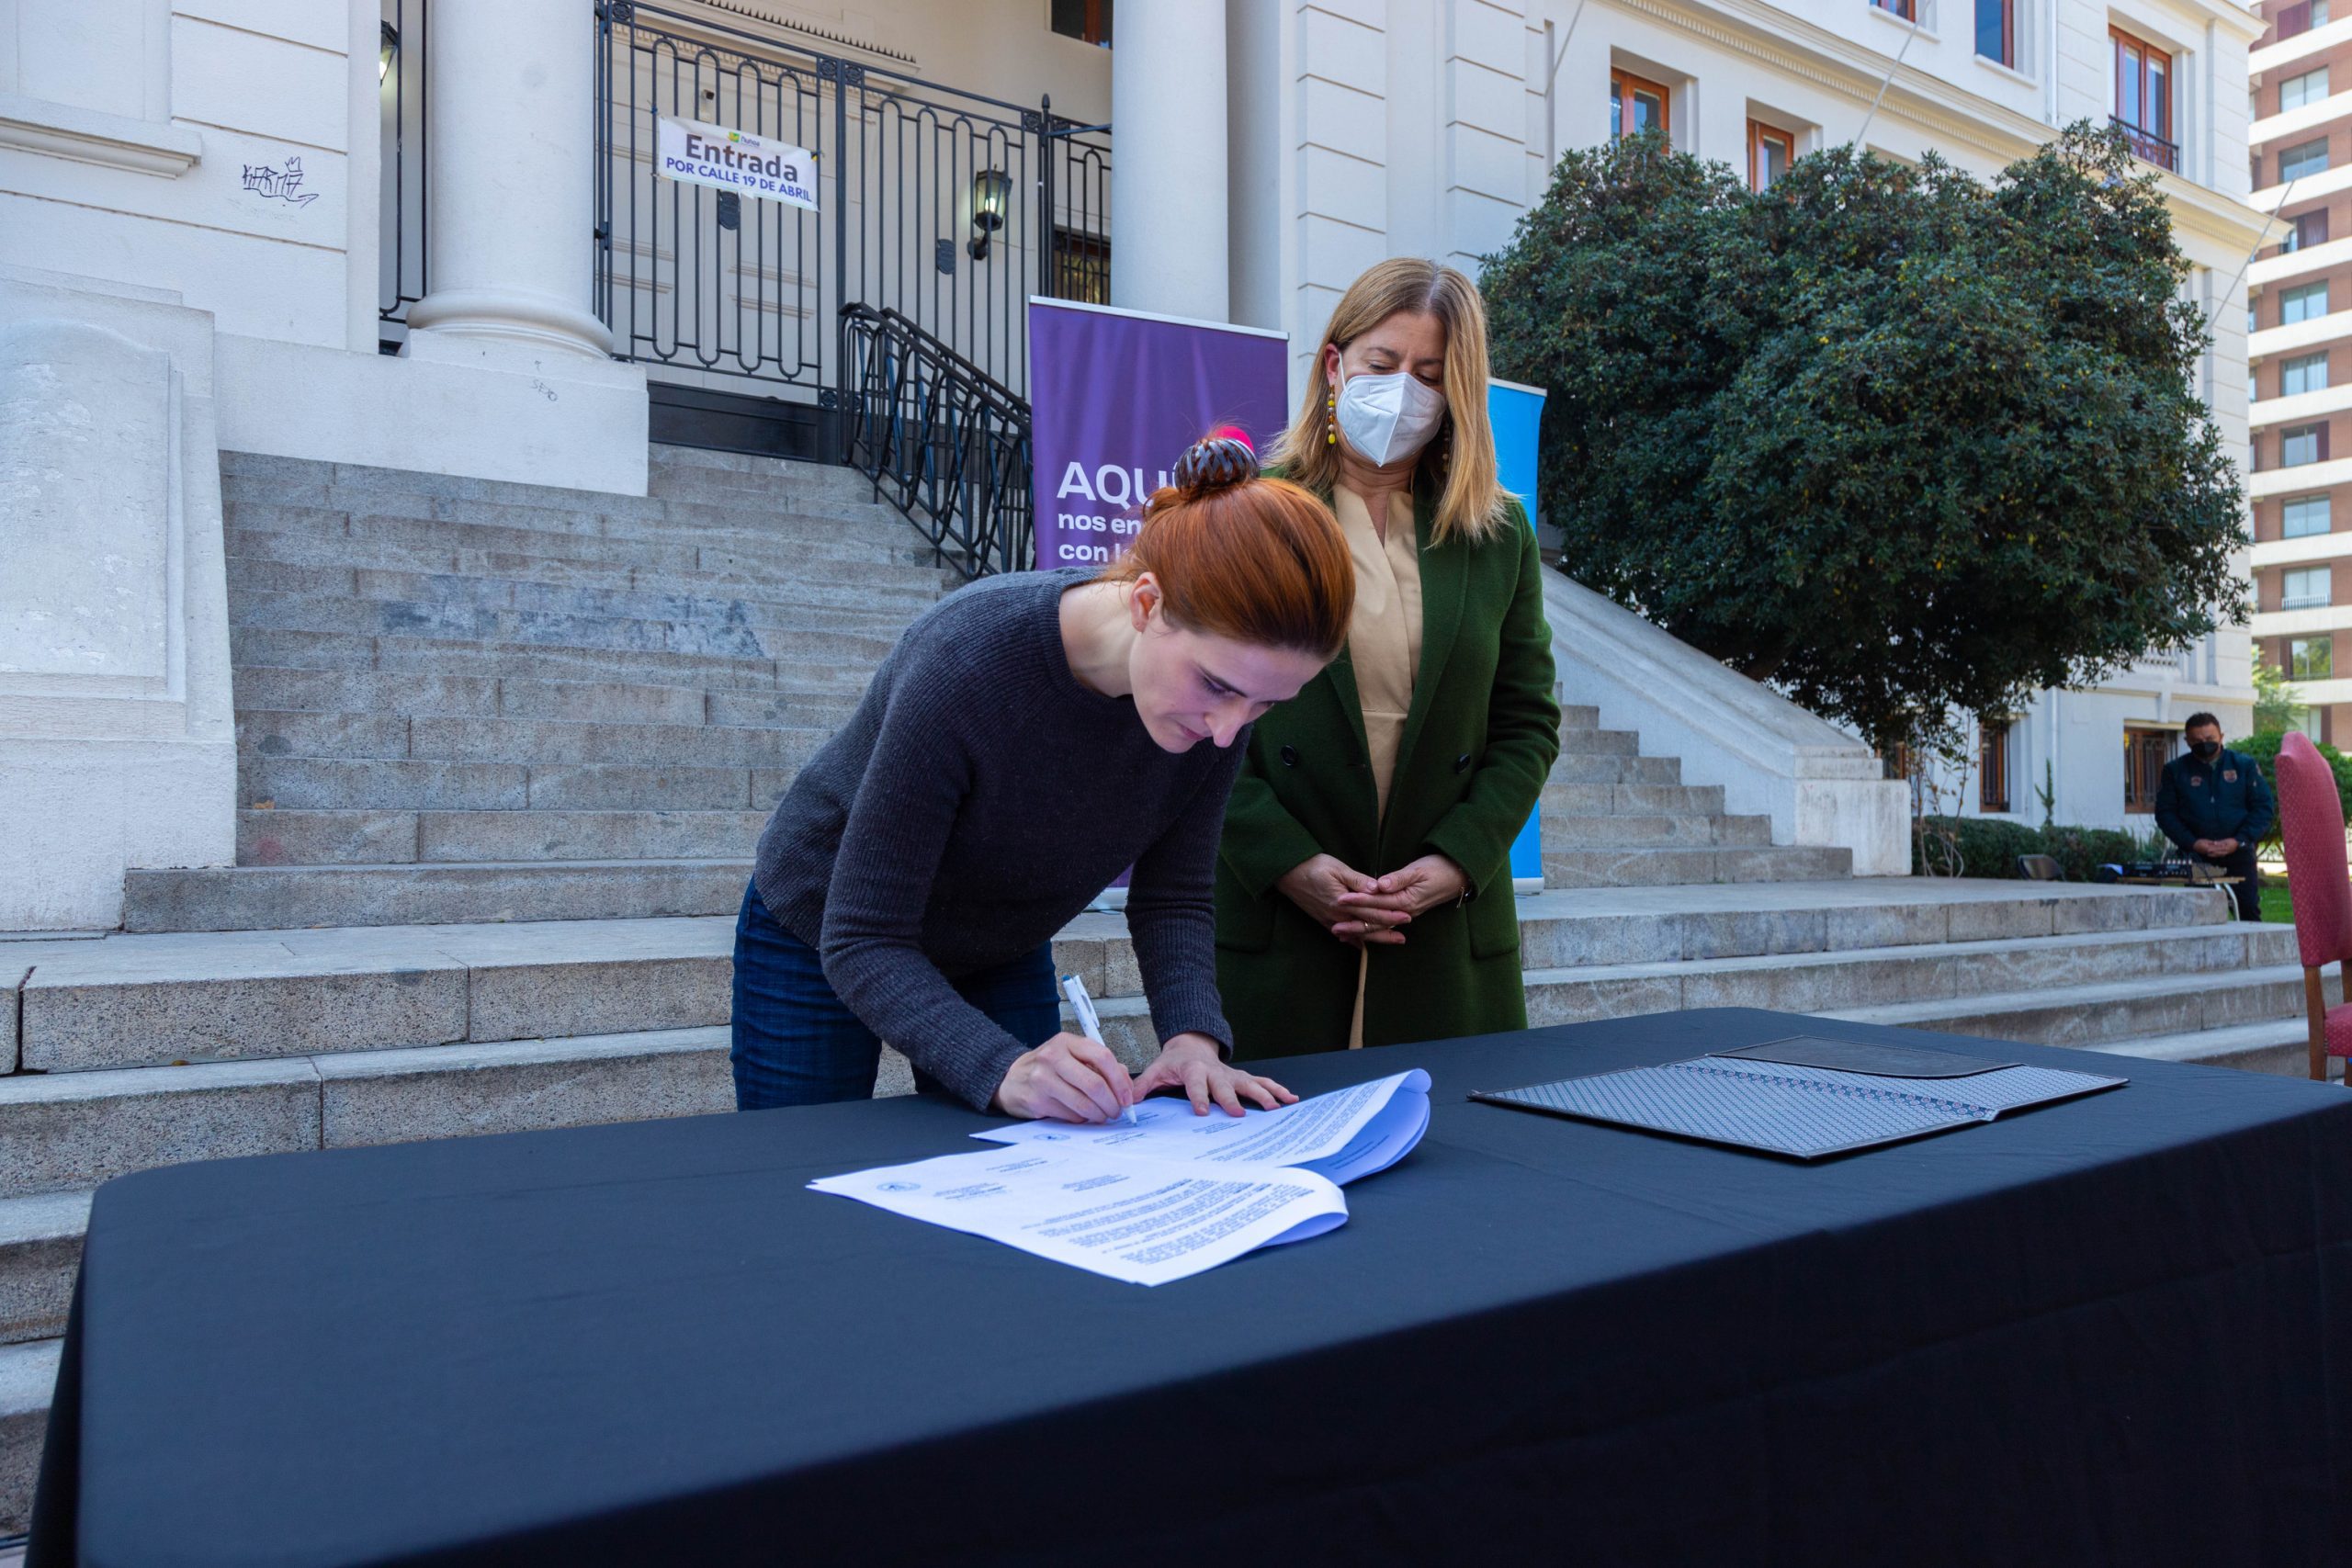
[1111,3,1229,321]
[0,265,235,929]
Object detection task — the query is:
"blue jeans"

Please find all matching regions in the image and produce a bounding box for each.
[729,879,1060,1110]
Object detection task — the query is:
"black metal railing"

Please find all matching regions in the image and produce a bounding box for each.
[594,2,1111,408]
[2112,116,2179,174]
[842,303,1033,581]
[378,0,427,344]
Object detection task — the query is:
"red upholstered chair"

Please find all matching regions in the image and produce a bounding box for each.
[2274,731,2352,1083]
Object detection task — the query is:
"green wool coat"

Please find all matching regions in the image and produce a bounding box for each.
[1216,473,1560,1060]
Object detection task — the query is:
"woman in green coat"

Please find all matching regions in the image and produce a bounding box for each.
[1216,257,1559,1058]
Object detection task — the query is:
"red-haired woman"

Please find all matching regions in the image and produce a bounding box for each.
[734,436,1356,1122]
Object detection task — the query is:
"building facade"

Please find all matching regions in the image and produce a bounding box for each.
[0,0,2261,920]
[2249,0,2352,741]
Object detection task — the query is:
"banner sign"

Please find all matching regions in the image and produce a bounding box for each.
[1490,378,1550,895]
[1027,299,1289,572]
[656,117,818,210]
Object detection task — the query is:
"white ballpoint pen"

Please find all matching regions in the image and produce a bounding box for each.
[1058,972,1136,1124]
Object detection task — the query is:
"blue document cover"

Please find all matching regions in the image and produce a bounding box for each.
[1474,1047,2125,1161]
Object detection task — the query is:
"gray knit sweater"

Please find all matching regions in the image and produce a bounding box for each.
[752,568,1242,1109]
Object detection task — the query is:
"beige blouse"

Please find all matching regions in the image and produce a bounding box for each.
[1333,484,1423,1049]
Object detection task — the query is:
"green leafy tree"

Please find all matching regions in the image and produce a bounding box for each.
[1482,126,2249,754]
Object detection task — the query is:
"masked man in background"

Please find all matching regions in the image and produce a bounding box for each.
[2154,712,2276,922]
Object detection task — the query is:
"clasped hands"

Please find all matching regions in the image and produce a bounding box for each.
[2189,838,2241,859]
[993,1030,1295,1124]
[1276,852,1468,947]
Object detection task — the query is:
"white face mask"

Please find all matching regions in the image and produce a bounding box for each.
[1333,368,1447,467]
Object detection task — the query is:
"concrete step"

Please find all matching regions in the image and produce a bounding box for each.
[239,754,797,811]
[224,521,953,598]
[1825,964,2336,1048]
[232,626,872,693]
[250,468,912,544]
[0,1028,735,1201]
[225,447,887,525]
[11,919,734,1072]
[1549,754,1680,785]
[28,886,2263,1072]
[225,499,942,576]
[1516,922,2293,1027]
[1,1337,60,1534]
[235,666,864,728]
[0,1192,89,1345]
[228,558,942,628]
[1555,728,1640,756]
[2093,1018,2346,1080]
[228,588,903,661]
[1543,844,1853,886]
[233,667,863,729]
[121,860,754,933]
[6,913,1148,1076]
[1540,811,1771,847]
[237,808,772,865]
[1541,781,1727,817]
[7,884,2251,1068]
[238,712,831,771]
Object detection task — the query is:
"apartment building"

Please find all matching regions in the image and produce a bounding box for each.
[1545,1,2261,831]
[2250,0,2352,739]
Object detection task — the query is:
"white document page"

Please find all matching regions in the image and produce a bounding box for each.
[970,1068,1432,1186]
[808,1145,1347,1286]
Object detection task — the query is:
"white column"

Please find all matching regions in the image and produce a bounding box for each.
[405,0,612,360]
[1112,4,1229,321]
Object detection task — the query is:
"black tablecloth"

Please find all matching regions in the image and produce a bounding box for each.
[29,1010,2352,1566]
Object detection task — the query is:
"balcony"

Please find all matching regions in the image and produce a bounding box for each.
[2253,12,2352,73]
[2111,118,2177,174]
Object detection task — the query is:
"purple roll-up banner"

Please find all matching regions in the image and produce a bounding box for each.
[1027,298,1290,572]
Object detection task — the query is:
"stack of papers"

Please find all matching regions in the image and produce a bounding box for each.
[809,1068,1430,1285]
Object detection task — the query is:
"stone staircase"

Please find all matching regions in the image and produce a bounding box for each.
[0,444,2323,1531]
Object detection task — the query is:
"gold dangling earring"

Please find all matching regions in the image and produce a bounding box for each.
[1326,387,1337,446]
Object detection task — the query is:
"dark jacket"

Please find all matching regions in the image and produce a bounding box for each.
[1215,471,1559,1059]
[2154,746,2276,853]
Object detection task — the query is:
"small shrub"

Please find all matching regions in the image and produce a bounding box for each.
[1912,818,2183,880]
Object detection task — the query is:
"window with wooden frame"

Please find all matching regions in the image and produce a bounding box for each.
[1051,227,1110,305]
[2111,28,2176,171]
[1049,0,1111,48]
[1978,721,2012,814]
[2124,728,2174,815]
[1748,120,1796,191]
[1871,0,1919,20]
[1975,0,2016,68]
[1609,69,1670,141]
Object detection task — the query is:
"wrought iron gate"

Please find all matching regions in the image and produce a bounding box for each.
[593,1,1110,451]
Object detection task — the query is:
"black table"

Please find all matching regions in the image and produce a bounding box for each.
[30,1010,2352,1566]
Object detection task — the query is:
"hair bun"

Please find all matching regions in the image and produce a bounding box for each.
[1170,431,1257,501]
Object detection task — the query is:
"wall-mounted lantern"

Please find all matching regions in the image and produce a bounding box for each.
[967,168,1012,259]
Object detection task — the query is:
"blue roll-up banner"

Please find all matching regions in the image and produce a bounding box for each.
[1489,378,1548,896]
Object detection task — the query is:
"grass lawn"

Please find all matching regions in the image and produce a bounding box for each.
[2261,882,2293,924]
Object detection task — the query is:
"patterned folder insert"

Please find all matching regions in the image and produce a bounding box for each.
[1476,1055,2125,1161]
